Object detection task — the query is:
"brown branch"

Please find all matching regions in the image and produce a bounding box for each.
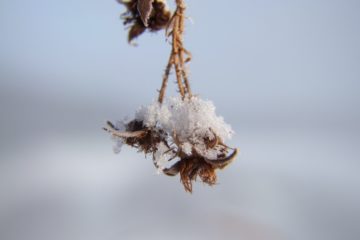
[176,1,192,97]
[158,52,174,103]
[178,48,192,96]
[157,0,192,103]
[172,13,186,99]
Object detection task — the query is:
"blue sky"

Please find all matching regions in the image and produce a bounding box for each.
[1,0,359,121]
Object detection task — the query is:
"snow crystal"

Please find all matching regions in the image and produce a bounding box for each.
[135,96,234,143]
[135,102,171,127]
[153,142,173,172]
[181,142,193,155]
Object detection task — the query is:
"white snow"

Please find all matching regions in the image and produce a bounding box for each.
[136,96,234,143]
[112,96,234,170]
[153,142,173,172]
[181,142,193,155]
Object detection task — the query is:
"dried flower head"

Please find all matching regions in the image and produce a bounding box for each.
[119,0,171,43]
[106,0,238,193]
[104,97,238,193]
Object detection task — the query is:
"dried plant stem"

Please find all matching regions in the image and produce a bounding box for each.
[158,52,173,103]
[177,2,192,96]
[158,0,192,103]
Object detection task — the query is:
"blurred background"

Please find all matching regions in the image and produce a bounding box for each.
[0,0,359,239]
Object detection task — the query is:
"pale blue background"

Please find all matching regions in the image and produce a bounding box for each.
[0,1,359,240]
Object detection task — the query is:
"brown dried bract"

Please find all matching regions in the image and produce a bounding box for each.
[118,0,171,43]
[163,157,217,193]
[137,0,153,26]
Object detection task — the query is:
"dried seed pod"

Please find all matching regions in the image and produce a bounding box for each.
[105,119,238,193]
[162,142,237,192]
[118,0,171,43]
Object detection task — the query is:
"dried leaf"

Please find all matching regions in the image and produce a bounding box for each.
[128,23,146,43]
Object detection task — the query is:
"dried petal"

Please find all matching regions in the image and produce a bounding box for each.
[203,148,238,169]
[128,23,146,43]
[137,0,154,27]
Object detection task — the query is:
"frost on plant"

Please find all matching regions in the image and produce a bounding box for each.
[105,0,238,193]
[105,97,237,192]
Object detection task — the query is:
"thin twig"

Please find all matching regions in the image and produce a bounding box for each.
[157,0,191,103]
[172,13,186,99]
[158,52,174,103]
[179,49,192,97]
